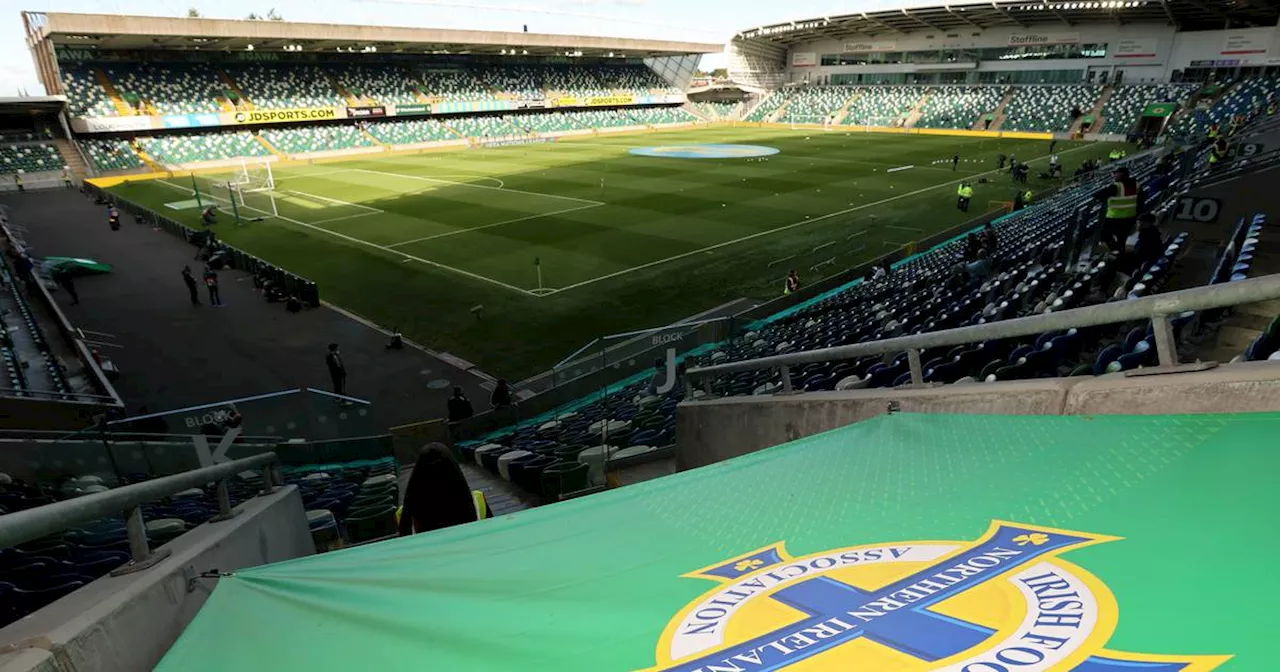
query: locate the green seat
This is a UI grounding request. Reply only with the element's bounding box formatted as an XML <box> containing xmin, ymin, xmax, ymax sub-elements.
<box><xmin>345</xmin><ymin>505</ymin><xmax>398</xmax><ymax>543</ymax></box>
<box><xmin>540</xmin><ymin>462</ymin><xmax>590</xmax><ymax>500</ymax></box>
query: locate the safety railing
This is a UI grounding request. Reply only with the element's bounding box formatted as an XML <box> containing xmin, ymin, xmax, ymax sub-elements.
<box><xmin>686</xmin><ymin>274</ymin><xmax>1280</xmax><ymax>394</ymax></box>
<box><xmin>0</xmin><ymin>453</ymin><xmax>282</xmax><ymax>574</ymax></box>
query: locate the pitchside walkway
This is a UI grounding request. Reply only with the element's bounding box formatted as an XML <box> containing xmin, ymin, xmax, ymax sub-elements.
<box><xmin>0</xmin><ymin>189</ymin><xmax>491</xmax><ymax>432</ymax></box>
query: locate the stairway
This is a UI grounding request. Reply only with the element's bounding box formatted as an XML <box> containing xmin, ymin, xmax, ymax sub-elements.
<box><xmin>359</xmin><ymin>127</ymin><xmax>389</xmax><ymax>148</ymax></box>
<box><xmin>215</xmin><ymin>67</ymin><xmax>254</xmax><ymax>110</ymax></box>
<box><xmin>903</xmin><ymin>91</ymin><xmax>931</xmax><ymax>129</ymax></box>
<box><xmin>54</xmin><ymin>138</ymin><xmax>90</xmax><ymax>179</ymax></box>
<box><xmin>130</xmin><ymin>141</ymin><xmax>163</xmax><ymax>172</ymax></box>
<box><xmin>439</xmin><ymin>121</ymin><xmax>468</xmax><ymax>140</ymax></box>
<box><xmin>94</xmin><ymin>67</ymin><xmax>135</xmax><ymax>116</ymax></box>
<box><xmin>253</xmin><ymin>134</ymin><xmax>285</xmax><ymax>157</ymax></box>
<box><xmin>831</xmin><ymin>90</ymin><xmax>864</xmax><ymax>125</ymax></box>
<box><xmin>323</xmin><ymin>71</ymin><xmax>360</xmax><ymax>106</ymax></box>
<box><xmin>987</xmin><ymin>87</ymin><xmax>1018</xmax><ymax>132</ymax></box>
<box><xmin>766</xmin><ymin>99</ymin><xmax>792</xmax><ymax>123</ymax></box>
<box><xmin>1071</xmin><ymin>84</ymin><xmax>1114</xmax><ymax>135</ymax></box>
<box><xmin>1192</xmin><ymin>248</ymin><xmax>1280</xmax><ymax>363</ymax></box>
<box><xmin>683</xmin><ymin>102</ymin><xmax>711</xmax><ymax>122</ymax></box>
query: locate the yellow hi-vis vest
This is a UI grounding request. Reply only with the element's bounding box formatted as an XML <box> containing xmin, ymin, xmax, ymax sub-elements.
<box><xmin>957</xmin><ymin>184</ymin><xmax>965</xmax><ymax>196</ymax></box>
<box><xmin>1023</xmin><ymin>190</ymin><xmax>1033</xmax><ymax>203</ymax></box>
<box><xmin>960</xmin><ymin>186</ymin><xmax>973</xmax><ymax>198</ymax></box>
<box><xmin>1106</xmin><ymin>182</ymin><xmax>1138</xmax><ymax>219</ymax></box>
<box><xmin>1208</xmin><ymin>126</ymin><xmax>1220</xmax><ymax>138</ymax></box>
<box><xmin>395</xmin><ymin>489</ymin><xmax>490</xmax><ymax>528</ymax></box>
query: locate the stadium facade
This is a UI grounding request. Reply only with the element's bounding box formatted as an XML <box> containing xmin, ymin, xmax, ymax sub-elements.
<box><xmin>729</xmin><ymin>0</ymin><xmax>1280</xmax><ymax>89</ymax></box>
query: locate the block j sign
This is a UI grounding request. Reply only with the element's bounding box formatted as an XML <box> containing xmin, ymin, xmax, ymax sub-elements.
<box><xmin>1142</xmin><ymin>102</ymin><xmax>1177</xmax><ymax>118</ymax></box>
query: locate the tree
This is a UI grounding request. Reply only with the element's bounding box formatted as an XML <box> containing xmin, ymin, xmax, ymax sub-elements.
<box><xmin>187</xmin><ymin>7</ymin><xmax>201</xmax><ymax>17</ymax></box>
<box><xmin>267</xmin><ymin>8</ymin><xmax>283</xmax><ymax>20</ymax></box>
<box><xmin>245</xmin><ymin>12</ymin><xmax>260</xmax><ymax>19</ymax></box>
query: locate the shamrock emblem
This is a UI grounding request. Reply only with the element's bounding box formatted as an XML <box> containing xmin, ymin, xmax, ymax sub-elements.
<box><xmin>734</xmin><ymin>559</ymin><xmax>764</xmax><ymax>572</ymax></box>
<box><xmin>1013</xmin><ymin>533</ymin><xmax>1050</xmax><ymax>547</ymax></box>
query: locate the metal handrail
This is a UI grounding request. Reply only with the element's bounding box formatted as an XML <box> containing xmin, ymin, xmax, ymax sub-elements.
<box><xmin>686</xmin><ymin>274</ymin><xmax>1280</xmax><ymax>391</ymax></box>
<box><xmin>0</xmin><ymin>453</ymin><xmax>283</xmax><ymax>572</ymax></box>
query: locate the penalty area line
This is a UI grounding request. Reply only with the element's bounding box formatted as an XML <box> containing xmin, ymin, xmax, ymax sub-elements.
<box><xmin>154</xmin><ymin>178</ymin><xmax>537</xmax><ymax>297</ymax></box>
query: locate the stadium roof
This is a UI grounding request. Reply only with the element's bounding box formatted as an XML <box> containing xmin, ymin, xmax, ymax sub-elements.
<box><xmin>24</xmin><ymin>12</ymin><xmax>720</xmax><ymax>58</ymax></box>
<box><xmin>735</xmin><ymin>0</ymin><xmax>1280</xmax><ymax>46</ymax></box>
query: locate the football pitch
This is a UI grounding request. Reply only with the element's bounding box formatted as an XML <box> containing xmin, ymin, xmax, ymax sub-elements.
<box><xmin>108</xmin><ymin>126</ymin><xmax>1123</xmax><ymax>378</ymax></box>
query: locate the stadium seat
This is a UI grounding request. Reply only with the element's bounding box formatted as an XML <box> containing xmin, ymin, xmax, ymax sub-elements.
<box><xmin>540</xmin><ymin>462</ymin><xmax>589</xmax><ymax>500</ymax></box>
<box><xmin>345</xmin><ymin>505</ymin><xmax>398</xmax><ymax>544</ymax></box>
<box><xmin>1002</xmin><ymin>85</ymin><xmax>1103</xmax><ymax>133</ymax></box>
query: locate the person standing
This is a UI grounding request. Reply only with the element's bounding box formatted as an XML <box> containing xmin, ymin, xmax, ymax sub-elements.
<box><xmin>447</xmin><ymin>387</ymin><xmax>474</xmax><ymax>422</ymax></box>
<box><xmin>490</xmin><ymin>379</ymin><xmax>513</xmax><ymax>409</ymax></box>
<box><xmin>997</xmin><ymin>153</ymin><xmax>1006</xmax><ymax>170</ymax></box>
<box><xmin>397</xmin><ymin>443</ymin><xmax>478</xmax><ymax>537</ymax></box>
<box><xmin>182</xmin><ymin>266</ymin><xmax>200</xmax><ymax>305</ymax></box>
<box><xmin>952</xmin><ymin>153</ymin><xmax>960</xmax><ymax>171</ymax></box>
<box><xmin>13</xmin><ymin>173</ymin><xmax>23</xmax><ymax>193</ymax></box>
<box><xmin>1049</xmin><ymin>138</ymin><xmax>1057</xmax><ymax>154</ymax></box>
<box><xmin>956</xmin><ymin>182</ymin><xmax>972</xmax><ymax>213</ymax></box>
<box><xmin>1013</xmin><ymin>189</ymin><xmax>1026</xmax><ymax>211</ymax></box>
<box><xmin>62</xmin><ymin>166</ymin><xmax>73</xmax><ymax>189</ymax></box>
<box><xmin>203</xmin><ymin>265</ymin><xmax>222</xmax><ymax>306</ymax></box>
<box><xmin>325</xmin><ymin>343</ymin><xmax>347</xmax><ymax>397</ymax></box>
<box><xmin>53</xmin><ymin>268</ymin><xmax>79</xmax><ymax>305</ymax></box>
<box><xmin>784</xmin><ymin>270</ymin><xmax>800</xmax><ymax>295</ymax></box>
<box><xmin>1095</xmin><ymin>165</ymin><xmax>1141</xmax><ymax>252</ymax></box>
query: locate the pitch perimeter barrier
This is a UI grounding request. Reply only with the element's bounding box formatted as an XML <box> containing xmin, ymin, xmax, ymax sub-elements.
<box><xmin>82</xmin><ymin>182</ymin><xmax>320</xmax><ymax>307</ymax></box>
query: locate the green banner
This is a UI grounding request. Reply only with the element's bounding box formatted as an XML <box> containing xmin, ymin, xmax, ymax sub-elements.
<box><xmin>1142</xmin><ymin>102</ymin><xmax>1177</xmax><ymax>118</ymax></box>
<box><xmin>161</xmin><ymin>412</ymin><xmax>1276</xmax><ymax>670</ymax></box>
<box><xmin>395</xmin><ymin>103</ymin><xmax>433</xmax><ymax>116</ymax></box>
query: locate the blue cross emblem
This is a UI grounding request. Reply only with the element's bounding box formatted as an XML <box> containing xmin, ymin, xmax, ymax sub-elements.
<box><xmin>657</xmin><ymin>522</ymin><xmax>1205</xmax><ymax>672</ymax></box>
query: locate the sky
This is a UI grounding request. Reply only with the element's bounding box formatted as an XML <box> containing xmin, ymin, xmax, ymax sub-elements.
<box><xmin>1</xmin><ymin>0</ymin><xmax>903</xmax><ymax>96</ymax></box>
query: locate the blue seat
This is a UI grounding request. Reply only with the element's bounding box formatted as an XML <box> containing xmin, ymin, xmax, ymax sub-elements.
<box><xmin>1093</xmin><ymin>344</ymin><xmax>1124</xmax><ymax>376</ymax></box>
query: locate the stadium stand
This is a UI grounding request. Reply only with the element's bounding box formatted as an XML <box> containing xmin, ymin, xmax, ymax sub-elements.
<box><xmin>365</xmin><ymin>118</ymin><xmax>458</xmax><ymax>144</ymax></box>
<box><xmin>1174</xmin><ymin>76</ymin><xmax>1280</xmax><ymax>138</ymax></box>
<box><xmin>1099</xmin><ymin>84</ymin><xmax>1197</xmax><ymax>135</ymax></box>
<box><xmin>220</xmin><ymin>63</ymin><xmax>344</xmax><ymax>110</ymax></box>
<box><xmin>843</xmin><ymin>86</ymin><xmax>926</xmax><ymax>126</ymax></box>
<box><xmin>624</xmin><ymin>106</ymin><xmax>697</xmax><ymax>125</ymax></box>
<box><xmin>0</xmin><ymin>143</ymin><xmax>66</xmax><ymax>175</ymax></box>
<box><xmin>0</xmin><ymin>455</ymin><xmax>401</xmax><ymax>627</ymax></box>
<box><xmin>105</xmin><ymin>63</ymin><xmax>226</xmax><ymax>115</ymax></box>
<box><xmin>80</xmin><ymin>138</ymin><xmax>145</xmax><ymax>171</ymax></box>
<box><xmin>1002</xmin><ymin>84</ymin><xmax>1103</xmax><ymax>133</ymax></box>
<box><xmin>778</xmin><ymin>86</ymin><xmax>851</xmax><ymax>124</ymax></box>
<box><xmin>331</xmin><ymin>64</ymin><xmax>419</xmax><ymax>106</ymax></box>
<box><xmin>693</xmin><ymin>101</ymin><xmax>740</xmax><ymax>120</ymax></box>
<box><xmin>917</xmin><ymin>85</ymin><xmax>1007</xmax><ymax>130</ymax></box>
<box><xmin>448</xmin><ymin>115</ymin><xmax>522</xmax><ymax>138</ymax></box>
<box><xmin>260</xmin><ymin>125</ymin><xmax>376</xmax><ymax>154</ymax></box>
<box><xmin>414</xmin><ymin>67</ymin><xmax>492</xmax><ymax>102</ymax></box>
<box><xmin>743</xmin><ymin>91</ymin><xmax>784</xmax><ymax>122</ymax></box>
<box><xmin>59</xmin><ymin>66</ymin><xmax>117</xmax><ymax>118</ymax></box>
<box><xmin>139</xmin><ymin>130</ymin><xmax>270</xmax><ymax>165</ymax></box>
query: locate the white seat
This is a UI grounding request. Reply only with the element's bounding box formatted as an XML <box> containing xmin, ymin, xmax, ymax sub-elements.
<box><xmin>0</xmin><ymin>472</ymin><xmax>11</xmax><ymax>485</ymax></box>
<box><xmin>472</xmin><ymin>443</ymin><xmax>506</xmax><ymax>466</ymax></box>
<box><xmin>173</xmin><ymin>487</ymin><xmax>205</xmax><ymax>498</ymax></box>
<box><xmin>301</xmin><ymin>472</ymin><xmax>330</xmax><ymax>482</ymax></box>
<box><xmin>146</xmin><ymin>518</ymin><xmax>186</xmax><ymax>536</ymax></box>
<box><xmin>362</xmin><ymin>473</ymin><xmax>397</xmax><ymax>488</ymax></box>
<box><xmin>498</xmin><ymin>450</ymin><xmax>533</xmax><ymax>481</ymax></box>
<box><xmin>577</xmin><ymin>445</ymin><xmax>618</xmax><ymax>486</ymax></box>
<box><xmin>613</xmin><ymin>445</ymin><xmax>658</xmax><ymax>461</ymax></box>
<box><xmin>306</xmin><ymin>509</ymin><xmax>335</xmax><ymax>526</ymax></box>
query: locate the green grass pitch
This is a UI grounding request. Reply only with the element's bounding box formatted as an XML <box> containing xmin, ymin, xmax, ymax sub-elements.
<box><xmin>108</xmin><ymin>126</ymin><xmax>1123</xmax><ymax>379</ymax></box>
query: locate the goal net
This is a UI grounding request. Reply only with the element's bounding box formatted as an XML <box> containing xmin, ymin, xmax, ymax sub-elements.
<box><xmin>227</xmin><ymin>158</ymin><xmax>279</xmax><ymax>219</ymax></box>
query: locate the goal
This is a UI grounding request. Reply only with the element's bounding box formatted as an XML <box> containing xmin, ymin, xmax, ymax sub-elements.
<box><xmin>227</xmin><ymin>158</ymin><xmax>279</xmax><ymax>219</ymax></box>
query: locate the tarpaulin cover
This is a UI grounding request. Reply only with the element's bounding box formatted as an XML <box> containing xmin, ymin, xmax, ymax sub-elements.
<box><xmin>160</xmin><ymin>412</ymin><xmax>1279</xmax><ymax>671</ymax></box>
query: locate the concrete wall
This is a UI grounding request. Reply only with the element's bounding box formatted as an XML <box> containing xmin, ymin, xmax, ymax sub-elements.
<box><xmin>0</xmin><ymin>486</ymin><xmax>313</xmax><ymax>672</ymax></box>
<box><xmin>676</xmin><ymin>362</ymin><xmax>1280</xmax><ymax>470</ymax></box>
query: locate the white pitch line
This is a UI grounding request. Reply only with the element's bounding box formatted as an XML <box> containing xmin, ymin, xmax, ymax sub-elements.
<box><xmin>349</xmin><ymin>168</ymin><xmax>604</xmax><ymax>206</ymax></box>
<box><xmin>286</xmin><ymin>190</ymin><xmax>385</xmax><ymax>214</ymax></box>
<box><xmin>310</xmin><ymin>211</ymin><xmax>383</xmax><ymax>225</ymax></box>
<box><xmin>386</xmin><ymin>202</ymin><xmax>602</xmax><ymax>248</ymax></box>
<box><xmin>155</xmin><ymin>178</ymin><xmax>535</xmax><ymax>296</ymax></box>
<box><xmin>545</xmin><ymin>143</ymin><xmax>1095</xmax><ymax>295</ymax></box>
<box><xmin>272</xmin><ymin>170</ymin><xmax>353</xmax><ymax>182</ymax></box>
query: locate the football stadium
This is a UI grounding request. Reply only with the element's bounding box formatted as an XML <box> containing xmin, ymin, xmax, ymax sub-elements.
<box><xmin>2</xmin><ymin>0</ymin><xmax>1280</xmax><ymax>669</ymax></box>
